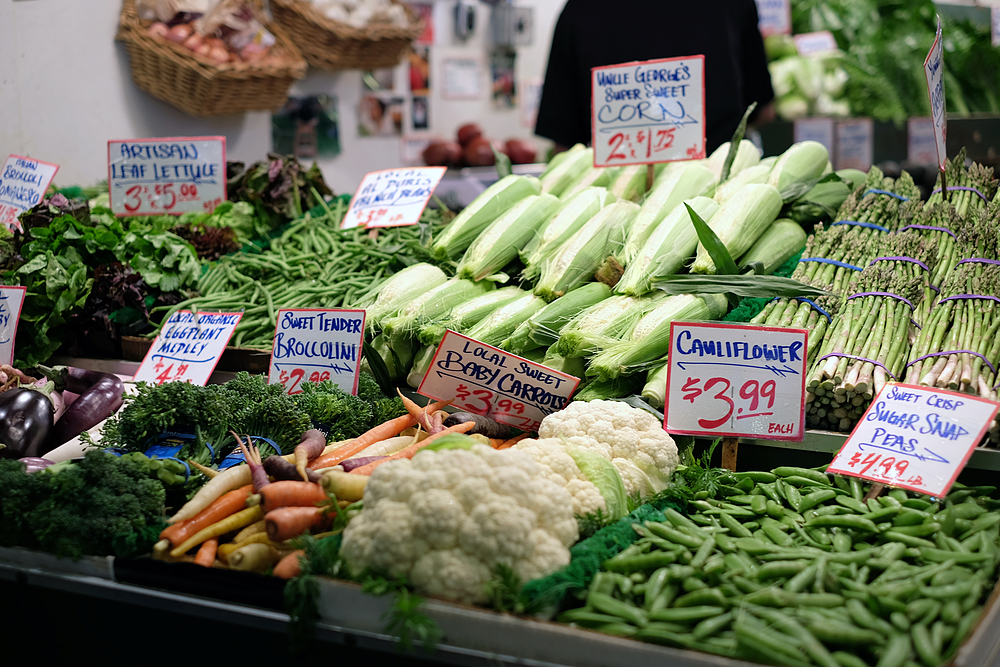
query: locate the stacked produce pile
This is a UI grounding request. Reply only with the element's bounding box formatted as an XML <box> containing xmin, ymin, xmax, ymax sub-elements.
<box><xmin>563</xmin><ymin>465</ymin><xmax>1000</xmax><ymax>667</ymax></box>
<box><xmin>766</xmin><ymin>35</ymin><xmax>850</xmax><ymax>120</ymax></box>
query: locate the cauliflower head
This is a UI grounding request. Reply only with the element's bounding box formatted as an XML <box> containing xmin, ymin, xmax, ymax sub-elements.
<box><xmin>513</xmin><ymin>438</ymin><xmax>607</xmax><ymax>517</ymax></box>
<box><xmin>538</xmin><ymin>399</ymin><xmax>679</xmax><ymax>497</ymax></box>
<box><xmin>340</xmin><ymin>444</ymin><xmax>577</xmax><ymax>605</ymax></box>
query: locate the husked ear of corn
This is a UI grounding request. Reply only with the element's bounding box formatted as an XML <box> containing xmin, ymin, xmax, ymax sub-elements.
<box><xmin>766</xmin><ymin>141</ymin><xmax>830</xmax><ymax>196</ymax></box>
<box><xmin>587</xmin><ymin>293</ymin><xmax>729</xmax><ymax>380</ymax></box>
<box><xmin>555</xmin><ymin>293</ymin><xmax>661</xmax><ymax>358</ymax></box>
<box><xmin>561</xmin><ymin>165</ymin><xmax>620</xmax><ymax>200</ymax></box>
<box><xmin>430</xmin><ymin>175</ymin><xmax>541</xmax><ymax>260</ymax></box>
<box><xmin>464</xmin><ymin>292</ymin><xmax>547</xmax><ymax>347</ymax></box>
<box><xmin>713</xmin><ymin>162</ymin><xmax>773</xmax><ymax>206</ymax></box>
<box><xmin>457</xmin><ymin>194</ymin><xmax>559</xmax><ymax>281</ymax></box>
<box><xmin>416</xmin><ymin>286</ymin><xmax>527</xmax><ymax>347</ymax></box>
<box><xmin>608</xmin><ymin>165</ymin><xmax>648</xmax><ymax>202</ymax></box>
<box><xmin>541</xmin><ymin>145</ymin><xmax>592</xmax><ymax>196</ymax></box>
<box><xmin>356</xmin><ymin>262</ymin><xmax>448</xmax><ymax>329</ymax></box>
<box><xmin>617</xmin><ymin>196</ymin><xmax>720</xmax><ymax>296</ymax></box>
<box><xmin>641</xmin><ymin>361</ymin><xmax>669</xmax><ymax>409</ymax></box>
<box><xmin>522</xmin><ymin>187</ymin><xmax>614</xmax><ymax>280</ymax></box>
<box><xmin>737</xmin><ymin>218</ymin><xmax>808</xmax><ymax>274</ymax></box>
<box><xmin>503</xmin><ymin>282</ymin><xmax>612</xmax><ymax>354</ymax></box>
<box><xmin>535</xmin><ymin>200</ymin><xmax>640</xmax><ymax>301</ymax></box>
<box><xmin>691</xmin><ymin>183</ymin><xmax>783</xmax><ymax>274</ymax></box>
<box><xmin>623</xmin><ymin>163</ymin><xmax>717</xmax><ymax>264</ymax></box>
<box><xmin>381</xmin><ymin>278</ymin><xmax>494</xmax><ymax>336</ymax></box>
<box><xmin>705</xmin><ymin>140</ymin><xmax>761</xmax><ymax>180</ymax></box>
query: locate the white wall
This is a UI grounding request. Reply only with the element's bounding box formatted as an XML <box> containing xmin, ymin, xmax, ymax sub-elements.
<box><xmin>0</xmin><ymin>0</ymin><xmax>564</xmax><ymax>194</ymax></box>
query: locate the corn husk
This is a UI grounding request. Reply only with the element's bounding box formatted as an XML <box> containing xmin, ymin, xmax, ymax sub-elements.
<box><xmin>713</xmin><ymin>162</ymin><xmax>773</xmax><ymax>206</ymax></box>
<box><xmin>642</xmin><ymin>362</ymin><xmax>669</xmax><ymax>409</ymax></box>
<box><xmin>691</xmin><ymin>184</ymin><xmax>783</xmax><ymax>274</ymax></box>
<box><xmin>503</xmin><ymin>282</ymin><xmax>612</xmax><ymax>354</ymax></box>
<box><xmin>535</xmin><ymin>201</ymin><xmax>640</xmax><ymax>301</ymax></box>
<box><xmin>540</xmin><ymin>349</ymin><xmax>586</xmax><ymax>379</ymax></box>
<box><xmin>522</xmin><ymin>187</ymin><xmax>614</xmax><ymax>280</ymax></box>
<box><xmin>381</xmin><ymin>278</ymin><xmax>494</xmax><ymax>336</ymax></box>
<box><xmin>541</xmin><ymin>145</ymin><xmax>592</xmax><ymax>196</ymax></box>
<box><xmin>737</xmin><ymin>218</ymin><xmax>808</xmax><ymax>275</ymax></box>
<box><xmin>766</xmin><ymin>141</ymin><xmax>830</xmax><ymax>198</ymax></box>
<box><xmin>464</xmin><ymin>292</ymin><xmax>547</xmax><ymax>348</ymax></box>
<box><xmin>588</xmin><ymin>293</ymin><xmax>729</xmax><ymax>380</ymax></box>
<box><xmin>554</xmin><ymin>293</ymin><xmax>662</xmax><ymax>358</ymax></box>
<box><xmin>416</xmin><ymin>286</ymin><xmax>527</xmax><ymax>347</ymax></box>
<box><xmin>356</xmin><ymin>263</ymin><xmax>448</xmax><ymax>330</ymax></box>
<box><xmin>623</xmin><ymin>163</ymin><xmax>717</xmax><ymax>264</ymax></box>
<box><xmin>617</xmin><ymin>196</ymin><xmax>720</xmax><ymax>296</ymax></box>
<box><xmin>705</xmin><ymin>140</ymin><xmax>761</xmax><ymax>180</ymax></box>
<box><xmin>561</xmin><ymin>165</ymin><xmax>620</xmax><ymax>200</ymax></box>
<box><xmin>457</xmin><ymin>194</ymin><xmax>560</xmax><ymax>281</ymax></box>
<box><xmin>430</xmin><ymin>175</ymin><xmax>541</xmax><ymax>260</ymax></box>
<box><xmin>608</xmin><ymin>165</ymin><xmax>648</xmax><ymax>202</ymax></box>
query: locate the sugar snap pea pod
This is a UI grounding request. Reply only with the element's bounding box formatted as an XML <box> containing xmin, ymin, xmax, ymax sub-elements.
<box><xmin>762</xmin><ymin>523</ymin><xmax>795</xmax><ymax>547</ymax></box>
<box><xmin>837</xmin><ymin>495</ymin><xmax>870</xmax><ymax>514</ymax></box>
<box><xmin>832</xmin><ymin>532</ymin><xmax>853</xmax><ymax>553</ymax></box>
<box><xmin>682</xmin><ymin>577</ymin><xmax>708</xmax><ymax>592</ymax></box>
<box><xmin>846</xmin><ymin>598</ymin><xmax>895</xmax><ymax>635</ymax></box>
<box><xmin>786</xmin><ymin>485</ymin><xmax>804</xmax><ymax>511</ymax></box>
<box><xmin>758</xmin><ymin>483</ymin><xmax>782</xmax><ymax>503</ymax></box>
<box><xmin>718</xmin><ymin>512</ymin><xmax>753</xmax><ymax>538</ymax></box>
<box><xmin>692</xmin><ymin>611</ymin><xmax>733</xmax><ymax>640</ymax></box>
<box><xmin>879</xmin><ymin>497</ymin><xmax>903</xmax><ymax>510</ymax></box>
<box><xmin>714</xmin><ymin>532</ymin><xmax>736</xmax><ymax>553</ymax></box>
<box><xmin>690</xmin><ymin>537</ymin><xmax>716</xmax><ymax>569</ymax></box>
<box><xmin>959</xmin><ymin>512</ymin><xmax>1000</xmax><ymax>540</ymax></box>
<box><xmin>889</xmin><ymin>489</ymin><xmax>908</xmax><ymax>503</ymax></box>
<box><xmin>736</xmin><ymin>471</ymin><xmax>777</xmax><ymax>483</ymax></box>
<box><xmin>674</xmin><ymin>587</ymin><xmax>729</xmax><ymax>608</ymax></box>
<box><xmin>595</xmin><ymin>622</ymin><xmax>639</xmax><ymax>636</ymax></box>
<box><xmin>734</xmin><ymin>615</ymin><xmax>813</xmax><ymax>667</ymax></box>
<box><xmin>850</xmin><ymin>477</ymin><xmax>864</xmax><ymax>502</ymax></box>
<box><xmin>649</xmin><ymin>584</ymin><xmax>679</xmax><ymax>613</ymax></box>
<box><xmin>645</xmin><ymin>522</ymin><xmax>704</xmax><ymax>549</ymax></box>
<box><xmin>882</xmin><ymin>531</ymin><xmax>936</xmax><ymax>549</ymax></box>
<box><xmin>878</xmin><ymin>541</ymin><xmax>908</xmax><ymax>561</ymax></box>
<box><xmin>791</xmin><ymin>524</ymin><xmax>832</xmax><ymax>551</ymax></box>
<box><xmin>650</xmin><ymin>605</ymin><xmax>726</xmax><ymax>623</ymax></box>
<box><xmin>931</xmin><ymin>621</ymin><xmax>949</xmax><ymax>656</ymax></box>
<box><xmin>945</xmin><ymin>607</ymin><xmax>980</xmax><ymax>658</ymax></box>
<box><xmin>750</xmin><ymin>495</ymin><xmax>768</xmax><ymax>515</ymax></box>
<box><xmin>784</xmin><ymin>475</ymin><xmax>830</xmax><ymax>488</ymax></box>
<box><xmin>662</xmin><ymin>508</ymin><xmax>709</xmax><ymax>538</ymax></box>
<box><xmin>919</xmin><ymin>548</ymin><xmax>989</xmax><ymax>565</ymax></box>
<box><xmin>802</xmin><ymin>617</ymin><xmax>885</xmax><ymax>645</ymax></box>
<box><xmin>901</xmin><ymin>498</ymin><xmax>933</xmax><ymax>510</ymax></box>
<box><xmin>752</xmin><ymin>607</ymin><xmax>840</xmax><ymax>667</ymax></box>
<box><xmin>808</xmin><ymin>515</ymin><xmax>880</xmax><ymax>532</ymax></box>
<box><xmin>833</xmin><ymin>475</ymin><xmax>851</xmax><ymax>494</ymax></box>
<box><xmin>875</xmin><ymin>633</ymin><xmax>913</xmax><ymax>667</ymax></box>
<box><xmin>911</xmin><ymin>623</ymin><xmax>939</xmax><ymax>667</ymax></box>
<box><xmin>604</xmin><ymin>550</ymin><xmax>678</xmax><ymax>573</ymax></box>
<box><xmin>734</xmin><ymin>537</ymin><xmax>776</xmax><ymax>555</ymax></box>
<box><xmin>557</xmin><ymin>609</ymin><xmax>628</xmax><ymax>627</ymax></box>
<box><xmin>758</xmin><ymin>560</ymin><xmax>811</xmax><ymax>581</ymax></box>
<box><xmin>773</xmin><ymin>466</ymin><xmax>831</xmax><ymax>485</ymax></box>
<box><xmin>893</xmin><ymin>510</ymin><xmax>930</xmax><ymax>527</ymax></box>
<box><xmin>891</xmin><ymin>611</ymin><xmax>911</xmax><ymax>631</ymax></box>
<box><xmin>766</xmin><ymin>499</ymin><xmax>786</xmax><ymax>519</ymax></box>
<box><xmin>784</xmin><ymin>561</ymin><xmax>820</xmax><ymax>593</ymax></box>
<box><xmin>891</xmin><ymin>523</ymin><xmax>940</xmax><ymax>537</ymax></box>
<box><xmin>643</xmin><ymin>566</ymin><xmax>670</xmax><ymax>609</ymax></box>
<box><xmin>586</xmin><ymin>592</ymin><xmax>648</xmax><ymax>626</ymax></box>
<box><xmin>590</xmin><ymin>571</ymin><xmax>618</xmax><ymax>596</ymax></box>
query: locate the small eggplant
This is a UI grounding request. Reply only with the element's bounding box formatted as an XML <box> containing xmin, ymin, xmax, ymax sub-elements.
<box><xmin>442</xmin><ymin>412</ymin><xmax>512</xmax><ymax>439</ymax></box>
<box><xmin>36</xmin><ymin>365</ymin><xmax>125</xmax><ymax>452</ymax></box>
<box><xmin>0</xmin><ymin>388</ymin><xmax>54</xmax><ymax>459</ymax></box>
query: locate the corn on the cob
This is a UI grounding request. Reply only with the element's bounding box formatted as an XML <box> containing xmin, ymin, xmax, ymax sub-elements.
<box><xmin>713</xmin><ymin>162</ymin><xmax>773</xmax><ymax>206</ymax></box>
<box><xmin>737</xmin><ymin>219</ymin><xmax>808</xmax><ymax>275</ymax></box>
<box><xmin>691</xmin><ymin>183</ymin><xmax>783</xmax><ymax>274</ymax></box>
<box><xmin>587</xmin><ymin>293</ymin><xmax>729</xmax><ymax>380</ymax></box>
<box><xmin>464</xmin><ymin>292</ymin><xmax>548</xmax><ymax>347</ymax></box>
<box><xmin>381</xmin><ymin>278</ymin><xmax>494</xmax><ymax>336</ymax></box>
<box><xmin>766</xmin><ymin>141</ymin><xmax>830</xmax><ymax>196</ymax></box>
<box><xmin>540</xmin><ymin>350</ymin><xmax>585</xmax><ymax>379</ymax></box>
<box><xmin>522</xmin><ymin>187</ymin><xmax>613</xmax><ymax>280</ymax></box>
<box><xmin>608</xmin><ymin>165</ymin><xmax>648</xmax><ymax>202</ymax></box>
<box><xmin>541</xmin><ymin>145</ymin><xmax>592</xmax><ymax>196</ymax></box>
<box><xmin>503</xmin><ymin>282</ymin><xmax>612</xmax><ymax>354</ymax></box>
<box><xmin>555</xmin><ymin>293</ymin><xmax>661</xmax><ymax>358</ymax></box>
<box><xmin>641</xmin><ymin>361</ymin><xmax>669</xmax><ymax>409</ymax></box>
<box><xmin>535</xmin><ymin>200</ymin><xmax>640</xmax><ymax>301</ymax></box>
<box><xmin>623</xmin><ymin>163</ymin><xmax>716</xmax><ymax>264</ymax></box>
<box><xmin>561</xmin><ymin>165</ymin><xmax>620</xmax><ymax>200</ymax></box>
<box><xmin>356</xmin><ymin>262</ymin><xmax>448</xmax><ymax>329</ymax></box>
<box><xmin>430</xmin><ymin>175</ymin><xmax>541</xmax><ymax>260</ymax></box>
<box><xmin>416</xmin><ymin>286</ymin><xmax>527</xmax><ymax>347</ymax></box>
<box><xmin>457</xmin><ymin>194</ymin><xmax>559</xmax><ymax>281</ymax></box>
<box><xmin>705</xmin><ymin>140</ymin><xmax>761</xmax><ymax>180</ymax></box>
<box><xmin>616</xmin><ymin>196</ymin><xmax>720</xmax><ymax>296</ymax></box>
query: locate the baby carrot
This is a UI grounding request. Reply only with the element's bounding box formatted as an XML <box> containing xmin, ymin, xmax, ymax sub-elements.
<box><xmin>250</xmin><ymin>480</ymin><xmax>328</xmax><ymax>514</ymax></box>
<box><xmin>497</xmin><ymin>433</ymin><xmax>529</xmax><ymax>450</ymax></box>
<box><xmin>170</xmin><ymin>505</ymin><xmax>265</xmax><ymax>558</ymax></box>
<box><xmin>273</xmin><ymin>550</ymin><xmax>306</xmax><ymax>579</ymax></box>
<box><xmin>265</xmin><ymin>506</ymin><xmax>328</xmax><ymax>542</ymax></box>
<box><xmin>349</xmin><ymin>421</ymin><xmax>475</xmax><ymax>475</ymax></box>
<box><xmin>193</xmin><ymin>538</ymin><xmax>218</xmax><ymax>567</ymax></box>
<box><xmin>160</xmin><ymin>484</ymin><xmax>254</xmax><ymax>547</ymax></box>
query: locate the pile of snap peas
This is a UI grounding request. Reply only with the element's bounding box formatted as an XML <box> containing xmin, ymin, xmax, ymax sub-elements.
<box><xmin>559</xmin><ymin>466</ymin><xmax>1000</xmax><ymax>667</ymax></box>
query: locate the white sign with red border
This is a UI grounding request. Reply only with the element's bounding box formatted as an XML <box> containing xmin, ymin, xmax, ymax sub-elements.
<box><xmin>794</xmin><ymin>31</ymin><xmax>838</xmax><ymax>57</ymax></box>
<box><xmin>665</xmin><ymin>322</ymin><xmax>808</xmax><ymax>441</ymax></box>
<box><xmin>923</xmin><ymin>17</ymin><xmax>947</xmax><ymax>171</ymax></box>
<box><xmin>0</xmin><ymin>286</ymin><xmax>26</xmax><ymax>366</ymax></box>
<box><xmin>342</xmin><ymin>167</ymin><xmax>446</xmax><ymax>229</ymax></box>
<box><xmin>827</xmin><ymin>384</ymin><xmax>999</xmax><ymax>498</ymax></box>
<box><xmin>268</xmin><ymin>308</ymin><xmax>366</xmax><ymax>396</ymax></box>
<box><xmin>591</xmin><ymin>56</ymin><xmax>706</xmax><ymax>168</ymax></box>
<box><xmin>107</xmin><ymin>136</ymin><xmax>227</xmax><ymax>217</ymax></box>
<box><xmin>133</xmin><ymin>310</ymin><xmax>242</xmax><ymax>386</ymax></box>
<box><xmin>0</xmin><ymin>155</ymin><xmax>59</xmax><ymax>232</ymax></box>
<box><xmin>755</xmin><ymin>0</ymin><xmax>791</xmax><ymax>36</ymax></box>
<box><xmin>418</xmin><ymin>330</ymin><xmax>581</xmax><ymax>432</ymax></box>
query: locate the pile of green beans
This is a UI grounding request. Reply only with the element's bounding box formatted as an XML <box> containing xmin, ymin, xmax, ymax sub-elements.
<box><xmin>560</xmin><ymin>466</ymin><xmax>1000</xmax><ymax>667</ymax></box>
<box><xmin>151</xmin><ymin>202</ymin><xmax>449</xmax><ymax>350</ymax></box>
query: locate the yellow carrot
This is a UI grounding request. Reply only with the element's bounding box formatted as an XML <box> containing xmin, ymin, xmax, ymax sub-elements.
<box><xmin>232</xmin><ymin>519</ymin><xmax>267</xmax><ymax>544</ymax></box>
<box><xmin>218</xmin><ymin>533</ymin><xmax>287</xmax><ymax>560</ymax></box>
<box><xmin>229</xmin><ymin>543</ymin><xmax>279</xmax><ymax>572</ymax></box>
<box><xmin>170</xmin><ymin>505</ymin><xmax>264</xmax><ymax>558</ymax></box>
<box><xmin>349</xmin><ymin>422</ymin><xmax>475</xmax><ymax>475</ymax></box>
<box><xmin>168</xmin><ymin>465</ymin><xmax>252</xmax><ymax>524</ymax></box>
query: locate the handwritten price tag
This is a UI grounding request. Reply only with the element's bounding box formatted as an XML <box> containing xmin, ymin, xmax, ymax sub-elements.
<box><xmin>107</xmin><ymin>137</ymin><xmax>227</xmax><ymax>217</ymax></box>
<box><xmin>923</xmin><ymin>16</ymin><xmax>947</xmax><ymax>171</ymax></box>
<box><xmin>793</xmin><ymin>31</ymin><xmax>838</xmax><ymax>57</ymax></box>
<box><xmin>268</xmin><ymin>308</ymin><xmax>366</xmax><ymax>396</ymax></box>
<box><xmin>591</xmin><ymin>56</ymin><xmax>706</xmax><ymax>168</ymax></box>
<box><xmin>0</xmin><ymin>155</ymin><xmax>59</xmax><ymax>232</ymax></box>
<box><xmin>417</xmin><ymin>331</ymin><xmax>581</xmax><ymax>432</ymax></box>
<box><xmin>836</xmin><ymin>118</ymin><xmax>874</xmax><ymax>171</ymax></box>
<box><xmin>0</xmin><ymin>286</ymin><xmax>26</xmax><ymax>366</ymax></box>
<box><xmin>755</xmin><ymin>0</ymin><xmax>791</xmax><ymax>36</ymax></box>
<box><xmin>665</xmin><ymin>322</ymin><xmax>808</xmax><ymax>440</ymax></box>
<box><xmin>828</xmin><ymin>384</ymin><xmax>999</xmax><ymax>497</ymax></box>
<box><xmin>342</xmin><ymin>167</ymin><xmax>446</xmax><ymax>229</ymax></box>
<box><xmin>133</xmin><ymin>311</ymin><xmax>242</xmax><ymax>386</ymax></box>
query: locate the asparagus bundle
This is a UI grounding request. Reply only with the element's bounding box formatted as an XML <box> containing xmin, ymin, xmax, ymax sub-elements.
<box><xmin>925</xmin><ymin>148</ymin><xmax>997</xmax><ymax>220</ymax></box>
<box><xmin>805</xmin><ymin>266</ymin><xmax>925</xmax><ymax>431</ymax></box>
<box><xmin>865</xmin><ymin>230</ymin><xmax>940</xmax><ymax>326</ymax></box>
<box><xmin>902</xmin><ymin>203</ymin><xmax>964</xmax><ymax>290</ymax></box>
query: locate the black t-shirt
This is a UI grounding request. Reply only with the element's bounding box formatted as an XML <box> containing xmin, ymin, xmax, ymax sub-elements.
<box><xmin>535</xmin><ymin>0</ymin><xmax>775</xmax><ymax>153</ymax></box>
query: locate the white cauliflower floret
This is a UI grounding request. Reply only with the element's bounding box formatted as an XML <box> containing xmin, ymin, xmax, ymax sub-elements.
<box><xmin>340</xmin><ymin>444</ymin><xmax>577</xmax><ymax>605</ymax></box>
<box><xmin>513</xmin><ymin>438</ymin><xmax>607</xmax><ymax>517</ymax></box>
<box><xmin>539</xmin><ymin>399</ymin><xmax>679</xmax><ymax>498</ymax></box>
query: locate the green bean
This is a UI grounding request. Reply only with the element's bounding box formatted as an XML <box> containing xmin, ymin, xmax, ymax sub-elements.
<box><xmin>587</xmin><ymin>592</ymin><xmax>648</xmax><ymax>626</ymax></box>
<box><xmin>649</xmin><ymin>605</ymin><xmax>725</xmax><ymax>622</ymax></box>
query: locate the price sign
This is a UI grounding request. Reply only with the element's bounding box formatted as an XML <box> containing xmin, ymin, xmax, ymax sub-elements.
<box><xmin>923</xmin><ymin>16</ymin><xmax>947</xmax><ymax>171</ymax></box>
<box><xmin>418</xmin><ymin>330</ymin><xmax>581</xmax><ymax>432</ymax></box>
<box><xmin>827</xmin><ymin>384</ymin><xmax>999</xmax><ymax>498</ymax></box>
<box><xmin>268</xmin><ymin>308</ymin><xmax>366</xmax><ymax>396</ymax></box>
<box><xmin>0</xmin><ymin>286</ymin><xmax>26</xmax><ymax>366</ymax></box>
<box><xmin>754</xmin><ymin>0</ymin><xmax>791</xmax><ymax>36</ymax></box>
<box><xmin>107</xmin><ymin>137</ymin><xmax>227</xmax><ymax>217</ymax></box>
<box><xmin>907</xmin><ymin>118</ymin><xmax>937</xmax><ymax>165</ymax></box>
<box><xmin>793</xmin><ymin>31</ymin><xmax>838</xmax><ymax>57</ymax></box>
<box><xmin>665</xmin><ymin>322</ymin><xmax>808</xmax><ymax>441</ymax></box>
<box><xmin>591</xmin><ymin>56</ymin><xmax>706</xmax><ymax>168</ymax></box>
<box><xmin>993</xmin><ymin>8</ymin><xmax>1000</xmax><ymax>48</ymax></box>
<box><xmin>342</xmin><ymin>167</ymin><xmax>446</xmax><ymax>229</ymax></box>
<box><xmin>133</xmin><ymin>310</ymin><xmax>242</xmax><ymax>386</ymax></box>
<box><xmin>0</xmin><ymin>155</ymin><xmax>59</xmax><ymax>232</ymax></box>
<box><xmin>793</xmin><ymin>118</ymin><xmax>835</xmax><ymax>158</ymax></box>
<box><xmin>836</xmin><ymin>118</ymin><xmax>874</xmax><ymax>171</ymax></box>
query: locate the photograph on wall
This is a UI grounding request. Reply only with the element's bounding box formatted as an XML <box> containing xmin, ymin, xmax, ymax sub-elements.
<box><xmin>272</xmin><ymin>95</ymin><xmax>340</xmax><ymax>158</ymax></box>
<box><xmin>359</xmin><ymin>94</ymin><xmax>404</xmax><ymax>137</ymax></box>
<box><xmin>412</xmin><ymin>95</ymin><xmax>430</xmax><ymax>131</ymax></box>
<box><xmin>491</xmin><ymin>47</ymin><xmax>516</xmax><ymax>109</ymax></box>
<box><xmin>407</xmin><ymin>1</ymin><xmax>434</xmax><ymax>45</ymax></box>
<box><xmin>409</xmin><ymin>45</ymin><xmax>430</xmax><ymax>94</ymax></box>
<box><xmin>442</xmin><ymin>57</ymin><xmax>484</xmax><ymax>99</ymax></box>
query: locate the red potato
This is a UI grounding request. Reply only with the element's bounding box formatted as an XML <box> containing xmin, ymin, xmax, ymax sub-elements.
<box><xmin>457</xmin><ymin>123</ymin><xmax>483</xmax><ymax>147</ymax></box>
<box><xmin>422</xmin><ymin>141</ymin><xmax>463</xmax><ymax>167</ymax></box>
<box><xmin>504</xmin><ymin>138</ymin><xmax>537</xmax><ymax>165</ymax></box>
<box><xmin>464</xmin><ymin>136</ymin><xmax>497</xmax><ymax>167</ymax></box>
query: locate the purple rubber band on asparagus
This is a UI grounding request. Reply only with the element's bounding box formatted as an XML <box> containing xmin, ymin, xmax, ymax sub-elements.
<box><xmin>931</xmin><ymin>186</ymin><xmax>989</xmax><ymax>203</ymax></box>
<box><xmin>846</xmin><ymin>291</ymin><xmax>915</xmax><ymax>310</ymax></box>
<box><xmin>899</xmin><ymin>224</ymin><xmax>957</xmax><ymax>239</ymax></box>
<box><xmin>816</xmin><ymin>353</ymin><xmax>898</xmax><ymax>380</ymax></box>
<box><xmin>799</xmin><ymin>257</ymin><xmax>863</xmax><ymax>271</ymax></box>
<box><xmin>905</xmin><ymin>351</ymin><xmax>997</xmax><ymax>376</ymax></box>
<box><xmin>864</xmin><ymin>189</ymin><xmax>910</xmax><ymax>201</ymax></box>
<box><xmin>937</xmin><ymin>294</ymin><xmax>1000</xmax><ymax>306</ymax></box>
<box><xmin>956</xmin><ymin>258</ymin><xmax>1000</xmax><ymax>268</ymax></box>
<box><xmin>832</xmin><ymin>220</ymin><xmax>891</xmax><ymax>233</ymax></box>
<box><xmin>869</xmin><ymin>256</ymin><xmax>931</xmax><ymax>272</ymax></box>
<box><xmin>766</xmin><ymin>297</ymin><xmax>834</xmax><ymax>324</ymax></box>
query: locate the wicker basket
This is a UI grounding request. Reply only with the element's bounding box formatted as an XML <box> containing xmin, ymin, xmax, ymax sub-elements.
<box><xmin>270</xmin><ymin>0</ymin><xmax>423</xmax><ymax>71</ymax></box>
<box><xmin>116</xmin><ymin>0</ymin><xmax>307</xmax><ymax>117</ymax></box>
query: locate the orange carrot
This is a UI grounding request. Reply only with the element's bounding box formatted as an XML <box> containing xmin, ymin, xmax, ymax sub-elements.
<box><xmin>497</xmin><ymin>433</ymin><xmax>530</xmax><ymax>450</ymax></box>
<box><xmin>265</xmin><ymin>506</ymin><xmax>328</xmax><ymax>542</ymax></box>
<box><xmin>170</xmin><ymin>505</ymin><xmax>265</xmax><ymax>558</ymax></box>
<box><xmin>307</xmin><ymin>397</ymin><xmax>453</xmax><ymax>470</ymax></box>
<box><xmin>273</xmin><ymin>549</ymin><xmax>306</xmax><ymax>579</ymax></box>
<box><xmin>159</xmin><ymin>484</ymin><xmax>254</xmax><ymax>547</ymax></box>
<box><xmin>349</xmin><ymin>421</ymin><xmax>475</xmax><ymax>475</ymax></box>
<box><xmin>252</xmin><ymin>480</ymin><xmax>328</xmax><ymax>514</ymax></box>
<box><xmin>193</xmin><ymin>538</ymin><xmax>218</xmax><ymax>567</ymax></box>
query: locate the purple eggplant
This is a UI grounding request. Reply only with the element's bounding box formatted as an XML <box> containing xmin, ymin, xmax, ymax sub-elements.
<box><xmin>36</xmin><ymin>365</ymin><xmax>125</xmax><ymax>452</ymax></box>
<box><xmin>0</xmin><ymin>388</ymin><xmax>54</xmax><ymax>458</ymax></box>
